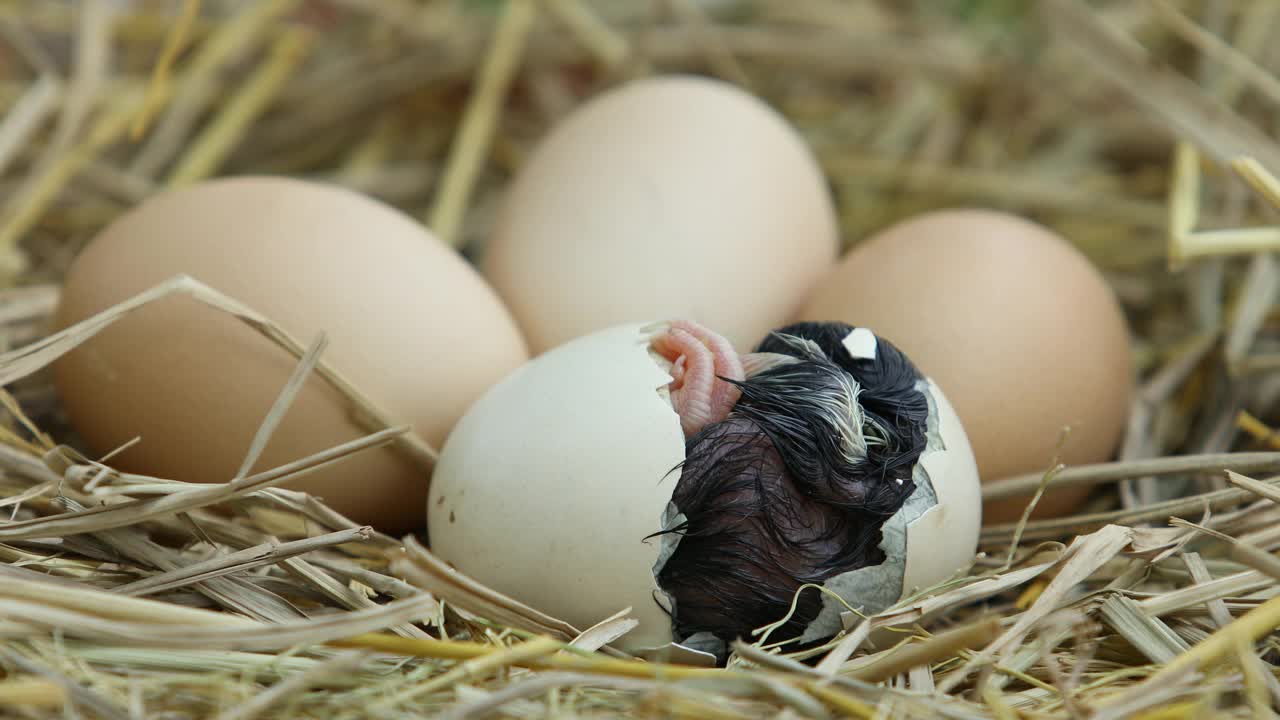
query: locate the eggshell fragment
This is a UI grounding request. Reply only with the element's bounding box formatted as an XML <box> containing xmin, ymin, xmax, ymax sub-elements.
<box><xmin>483</xmin><ymin>74</ymin><xmax>838</xmax><ymax>353</ymax></box>
<box><xmin>798</xmin><ymin>209</ymin><xmax>1134</xmax><ymax>522</ymax></box>
<box><xmin>900</xmin><ymin>380</ymin><xmax>981</xmax><ymax>595</ymax></box>
<box><xmin>53</xmin><ymin>176</ymin><xmax>528</xmax><ymax>533</ymax></box>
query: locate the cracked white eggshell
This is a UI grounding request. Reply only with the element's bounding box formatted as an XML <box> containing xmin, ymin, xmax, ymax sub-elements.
<box><xmin>901</xmin><ymin>379</ymin><xmax>981</xmax><ymax>596</ymax></box>
<box><xmin>427</xmin><ymin>323</ymin><xmax>685</xmax><ymax>651</ymax></box>
<box><xmin>428</xmin><ymin>324</ymin><xmax>982</xmax><ymax>652</ymax></box>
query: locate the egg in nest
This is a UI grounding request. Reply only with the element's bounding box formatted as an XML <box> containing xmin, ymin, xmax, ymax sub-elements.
<box><xmin>428</xmin><ymin>320</ymin><xmax>980</xmax><ymax>657</ymax></box>
<box><xmin>482</xmin><ymin>74</ymin><xmax>838</xmax><ymax>354</ymax></box>
<box><xmin>54</xmin><ymin>176</ymin><xmax>529</xmax><ymax>533</ymax></box>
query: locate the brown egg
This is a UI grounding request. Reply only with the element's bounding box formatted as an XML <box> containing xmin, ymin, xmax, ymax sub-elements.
<box><xmin>53</xmin><ymin>176</ymin><xmax>528</xmax><ymax>533</ymax></box>
<box><xmin>483</xmin><ymin>74</ymin><xmax>837</xmax><ymax>354</ymax></box>
<box><xmin>797</xmin><ymin>209</ymin><xmax>1133</xmax><ymax>522</ymax></box>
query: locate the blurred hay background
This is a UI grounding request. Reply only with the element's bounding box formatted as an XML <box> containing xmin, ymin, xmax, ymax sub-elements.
<box><xmin>0</xmin><ymin>0</ymin><xmax>1279</xmax><ymax>717</ymax></box>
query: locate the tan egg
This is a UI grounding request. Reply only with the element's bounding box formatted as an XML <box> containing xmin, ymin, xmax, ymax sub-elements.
<box><xmin>797</xmin><ymin>209</ymin><xmax>1134</xmax><ymax>523</ymax></box>
<box><xmin>482</xmin><ymin>74</ymin><xmax>838</xmax><ymax>354</ymax></box>
<box><xmin>53</xmin><ymin>176</ymin><xmax>528</xmax><ymax>533</ymax></box>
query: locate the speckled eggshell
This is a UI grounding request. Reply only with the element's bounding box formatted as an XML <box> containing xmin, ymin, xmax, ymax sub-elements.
<box><xmin>53</xmin><ymin>176</ymin><xmax>529</xmax><ymax>533</ymax></box>
<box><xmin>798</xmin><ymin>209</ymin><xmax>1134</xmax><ymax>523</ymax></box>
<box><xmin>482</xmin><ymin>74</ymin><xmax>838</xmax><ymax>354</ymax></box>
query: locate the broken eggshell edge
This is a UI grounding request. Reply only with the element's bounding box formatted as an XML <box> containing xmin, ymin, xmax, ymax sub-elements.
<box><xmin>427</xmin><ymin>322</ymin><xmax>981</xmax><ymax>655</ymax></box>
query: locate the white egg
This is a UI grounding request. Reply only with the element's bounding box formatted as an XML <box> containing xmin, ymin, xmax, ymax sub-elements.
<box><xmin>427</xmin><ymin>322</ymin><xmax>981</xmax><ymax>655</ymax></box>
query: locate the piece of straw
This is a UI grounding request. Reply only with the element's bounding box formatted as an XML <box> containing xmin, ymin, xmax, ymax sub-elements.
<box><xmin>131</xmin><ymin>0</ymin><xmax>203</xmax><ymax>138</ymax></box>
<box><xmin>167</xmin><ymin>27</ymin><xmax>312</xmax><ymax>185</ymax></box>
<box><xmin>427</xmin><ymin>0</ymin><xmax>536</xmax><ymax>246</ymax></box>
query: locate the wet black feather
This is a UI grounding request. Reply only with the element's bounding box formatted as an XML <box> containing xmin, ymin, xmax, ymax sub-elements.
<box><xmin>655</xmin><ymin>322</ymin><xmax>931</xmax><ymax>651</ymax></box>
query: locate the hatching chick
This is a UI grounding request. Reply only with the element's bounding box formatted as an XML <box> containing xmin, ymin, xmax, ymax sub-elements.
<box><xmin>650</xmin><ymin>321</ymin><xmax>931</xmax><ymax>653</ymax></box>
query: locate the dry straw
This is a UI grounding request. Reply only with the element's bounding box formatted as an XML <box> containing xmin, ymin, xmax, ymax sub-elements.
<box><xmin>0</xmin><ymin>0</ymin><xmax>1279</xmax><ymax>717</ymax></box>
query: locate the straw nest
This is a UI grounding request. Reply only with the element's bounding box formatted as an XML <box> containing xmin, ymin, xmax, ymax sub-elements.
<box><xmin>1</xmin><ymin>0</ymin><xmax>1280</xmax><ymax>717</ymax></box>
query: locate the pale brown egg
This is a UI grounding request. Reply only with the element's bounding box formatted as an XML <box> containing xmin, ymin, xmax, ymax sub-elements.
<box><xmin>797</xmin><ymin>209</ymin><xmax>1134</xmax><ymax>522</ymax></box>
<box><xmin>483</xmin><ymin>74</ymin><xmax>838</xmax><ymax>354</ymax></box>
<box><xmin>53</xmin><ymin>176</ymin><xmax>528</xmax><ymax>533</ymax></box>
